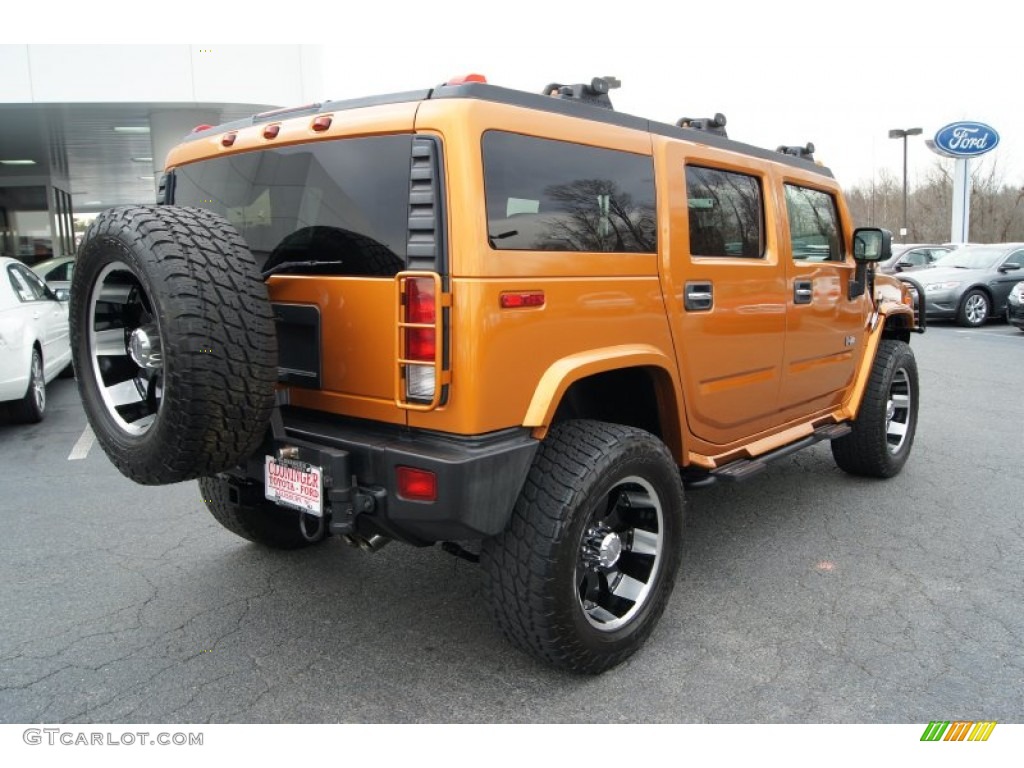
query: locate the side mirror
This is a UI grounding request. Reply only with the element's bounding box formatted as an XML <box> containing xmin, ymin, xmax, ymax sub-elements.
<box><xmin>852</xmin><ymin>228</ymin><xmax>892</xmax><ymax>262</ymax></box>
<box><xmin>998</xmin><ymin>263</ymin><xmax>1021</xmax><ymax>273</ymax></box>
<box><xmin>54</xmin><ymin>288</ymin><xmax>70</xmax><ymax>302</ymax></box>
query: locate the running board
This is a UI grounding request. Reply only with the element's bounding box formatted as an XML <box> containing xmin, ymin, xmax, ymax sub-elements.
<box><xmin>704</xmin><ymin>423</ymin><xmax>852</xmax><ymax>485</ymax></box>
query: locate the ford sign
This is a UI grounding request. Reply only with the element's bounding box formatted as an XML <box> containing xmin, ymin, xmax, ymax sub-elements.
<box><xmin>934</xmin><ymin>121</ymin><xmax>1000</xmax><ymax>157</ymax></box>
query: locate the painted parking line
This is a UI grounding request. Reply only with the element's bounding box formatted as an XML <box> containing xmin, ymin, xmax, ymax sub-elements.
<box><xmin>68</xmin><ymin>425</ymin><xmax>95</xmax><ymax>461</ymax></box>
<box><xmin>953</xmin><ymin>329</ymin><xmax>1023</xmax><ymax>342</ymax></box>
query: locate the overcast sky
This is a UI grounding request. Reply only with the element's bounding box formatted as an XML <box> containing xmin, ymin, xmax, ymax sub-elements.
<box><xmin>13</xmin><ymin>1</ymin><xmax>1021</xmax><ymax>191</ymax></box>
<box><xmin>312</xmin><ymin>1</ymin><xmax>1019</xmax><ymax>191</ymax></box>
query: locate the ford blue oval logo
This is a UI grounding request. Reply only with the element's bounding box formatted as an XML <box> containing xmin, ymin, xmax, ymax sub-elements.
<box><xmin>934</xmin><ymin>121</ymin><xmax>1000</xmax><ymax>157</ymax></box>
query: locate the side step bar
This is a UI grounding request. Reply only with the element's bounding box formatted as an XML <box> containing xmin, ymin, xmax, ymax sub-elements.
<box><xmin>686</xmin><ymin>423</ymin><xmax>852</xmax><ymax>488</ymax></box>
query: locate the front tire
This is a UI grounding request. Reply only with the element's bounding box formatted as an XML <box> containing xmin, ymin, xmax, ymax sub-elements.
<box><xmin>832</xmin><ymin>339</ymin><xmax>919</xmax><ymax>478</ymax></box>
<box><xmin>957</xmin><ymin>289</ymin><xmax>989</xmax><ymax>327</ymax></box>
<box><xmin>480</xmin><ymin>420</ymin><xmax>684</xmax><ymax>674</ymax></box>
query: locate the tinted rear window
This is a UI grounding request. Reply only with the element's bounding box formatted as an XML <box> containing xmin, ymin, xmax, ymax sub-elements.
<box><xmin>171</xmin><ymin>135</ymin><xmax>412</xmax><ymax>276</ymax></box>
<box><xmin>482</xmin><ymin>131</ymin><xmax>656</xmax><ymax>253</ymax></box>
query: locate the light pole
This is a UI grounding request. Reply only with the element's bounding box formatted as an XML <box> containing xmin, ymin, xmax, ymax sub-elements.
<box><xmin>889</xmin><ymin>127</ymin><xmax>922</xmax><ymax>240</ymax></box>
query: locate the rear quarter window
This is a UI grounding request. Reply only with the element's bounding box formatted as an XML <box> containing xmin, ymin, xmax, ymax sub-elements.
<box><xmin>482</xmin><ymin>131</ymin><xmax>657</xmax><ymax>253</ymax></box>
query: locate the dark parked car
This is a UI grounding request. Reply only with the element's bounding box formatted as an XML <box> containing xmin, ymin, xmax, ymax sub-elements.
<box><xmin>878</xmin><ymin>243</ymin><xmax>952</xmax><ymax>275</ymax></box>
<box><xmin>1007</xmin><ymin>281</ymin><xmax>1024</xmax><ymax>331</ymax></box>
<box><xmin>920</xmin><ymin>243</ymin><xmax>1024</xmax><ymax>326</ymax></box>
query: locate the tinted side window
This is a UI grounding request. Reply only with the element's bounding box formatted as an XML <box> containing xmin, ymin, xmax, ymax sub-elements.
<box><xmin>8</xmin><ymin>266</ymin><xmax>36</xmax><ymax>302</ymax></box>
<box><xmin>9</xmin><ymin>264</ymin><xmax>47</xmax><ymax>301</ymax></box>
<box><xmin>685</xmin><ymin>166</ymin><xmax>764</xmax><ymax>257</ymax></box>
<box><xmin>785</xmin><ymin>184</ymin><xmax>843</xmax><ymax>262</ymax></box>
<box><xmin>903</xmin><ymin>249</ymin><xmax>929</xmax><ymax>266</ymax></box>
<box><xmin>482</xmin><ymin>131</ymin><xmax>656</xmax><ymax>253</ymax></box>
<box><xmin>1004</xmin><ymin>250</ymin><xmax>1024</xmax><ymax>268</ymax></box>
<box><xmin>47</xmin><ymin>262</ymin><xmax>73</xmax><ymax>281</ymax></box>
<box><xmin>172</xmin><ymin>135</ymin><xmax>413</xmax><ymax>276</ymax></box>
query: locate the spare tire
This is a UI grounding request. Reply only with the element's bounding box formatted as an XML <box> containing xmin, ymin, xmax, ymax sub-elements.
<box><xmin>70</xmin><ymin>205</ymin><xmax>278</xmax><ymax>485</ymax></box>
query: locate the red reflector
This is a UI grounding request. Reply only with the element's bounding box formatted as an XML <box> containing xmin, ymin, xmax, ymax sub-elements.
<box><xmin>446</xmin><ymin>73</ymin><xmax>487</xmax><ymax>85</ymax></box>
<box><xmin>397</xmin><ymin>466</ymin><xmax>437</xmax><ymax>502</ymax></box>
<box><xmin>191</xmin><ymin>124</ymin><xmax>213</xmax><ymax>133</ymax></box>
<box><xmin>500</xmin><ymin>291</ymin><xmax>545</xmax><ymax>309</ymax></box>
<box><xmin>312</xmin><ymin>115</ymin><xmax>332</xmax><ymax>132</ymax></box>
<box><xmin>263</xmin><ymin>124</ymin><xmax>280</xmax><ymax>139</ymax></box>
<box><xmin>406</xmin><ymin>278</ymin><xmax>436</xmax><ymax>324</ymax></box>
<box><xmin>221</xmin><ymin>132</ymin><xmax>237</xmax><ymax>147</ymax></box>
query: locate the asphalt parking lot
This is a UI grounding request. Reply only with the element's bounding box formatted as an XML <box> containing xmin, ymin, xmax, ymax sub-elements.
<box><xmin>1</xmin><ymin>323</ymin><xmax>1022</xmax><ymax>724</ymax></box>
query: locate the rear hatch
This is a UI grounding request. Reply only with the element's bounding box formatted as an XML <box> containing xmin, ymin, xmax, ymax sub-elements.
<box><xmin>166</xmin><ymin>110</ymin><xmax>443</xmax><ymax>426</ymax></box>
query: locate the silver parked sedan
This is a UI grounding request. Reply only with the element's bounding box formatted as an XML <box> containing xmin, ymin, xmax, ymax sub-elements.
<box><xmin>920</xmin><ymin>244</ymin><xmax>1024</xmax><ymax>327</ymax></box>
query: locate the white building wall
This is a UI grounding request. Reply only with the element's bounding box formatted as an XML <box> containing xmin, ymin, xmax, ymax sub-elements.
<box><xmin>0</xmin><ymin>44</ymin><xmax>323</xmax><ymax>106</ymax></box>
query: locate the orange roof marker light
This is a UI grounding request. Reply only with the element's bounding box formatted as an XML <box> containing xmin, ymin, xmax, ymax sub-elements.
<box><xmin>445</xmin><ymin>73</ymin><xmax>487</xmax><ymax>85</ymax></box>
<box><xmin>263</xmin><ymin>124</ymin><xmax>281</xmax><ymax>139</ymax></box>
<box><xmin>311</xmin><ymin>115</ymin><xmax>333</xmax><ymax>132</ymax></box>
<box><xmin>221</xmin><ymin>132</ymin><xmax>237</xmax><ymax>147</ymax></box>
<box><xmin>191</xmin><ymin>124</ymin><xmax>213</xmax><ymax>134</ymax></box>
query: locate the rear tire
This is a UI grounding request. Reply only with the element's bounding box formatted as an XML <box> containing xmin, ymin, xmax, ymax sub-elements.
<box><xmin>198</xmin><ymin>476</ymin><xmax>327</xmax><ymax>550</ymax></box>
<box><xmin>832</xmin><ymin>339</ymin><xmax>918</xmax><ymax>478</ymax></box>
<box><xmin>70</xmin><ymin>205</ymin><xmax>278</xmax><ymax>485</ymax></box>
<box><xmin>480</xmin><ymin>420</ymin><xmax>684</xmax><ymax>674</ymax></box>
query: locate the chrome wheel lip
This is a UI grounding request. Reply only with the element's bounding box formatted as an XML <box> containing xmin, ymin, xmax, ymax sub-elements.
<box><xmin>87</xmin><ymin>260</ymin><xmax>164</xmax><ymax>437</ymax></box>
<box><xmin>575</xmin><ymin>475</ymin><xmax>664</xmax><ymax>632</ymax></box>
<box><xmin>31</xmin><ymin>352</ymin><xmax>44</xmax><ymax>412</ymax></box>
<box><xmin>885</xmin><ymin>367</ymin><xmax>912</xmax><ymax>454</ymax></box>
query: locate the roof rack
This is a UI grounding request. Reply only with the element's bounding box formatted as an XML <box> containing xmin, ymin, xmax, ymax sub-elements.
<box><xmin>542</xmin><ymin>76</ymin><xmax>621</xmax><ymax>110</ymax></box>
<box><xmin>676</xmin><ymin>113</ymin><xmax>728</xmax><ymax>138</ymax></box>
<box><xmin>777</xmin><ymin>143</ymin><xmax>815</xmax><ymax>160</ymax></box>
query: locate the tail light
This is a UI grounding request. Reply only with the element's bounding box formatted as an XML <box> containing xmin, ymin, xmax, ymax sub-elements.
<box><xmin>396</xmin><ymin>272</ymin><xmax>449</xmax><ymax>409</ymax></box>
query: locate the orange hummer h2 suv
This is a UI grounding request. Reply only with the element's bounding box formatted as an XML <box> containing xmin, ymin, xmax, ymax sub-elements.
<box><xmin>70</xmin><ymin>75</ymin><xmax>921</xmax><ymax>673</ymax></box>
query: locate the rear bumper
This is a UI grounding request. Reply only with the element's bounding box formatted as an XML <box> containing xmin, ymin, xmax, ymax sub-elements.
<box><xmin>220</xmin><ymin>406</ymin><xmax>538</xmax><ymax>544</ymax></box>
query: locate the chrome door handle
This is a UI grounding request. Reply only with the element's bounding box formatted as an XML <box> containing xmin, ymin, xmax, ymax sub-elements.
<box><xmin>684</xmin><ymin>282</ymin><xmax>713</xmax><ymax>311</ymax></box>
<box><xmin>794</xmin><ymin>280</ymin><xmax>813</xmax><ymax>304</ymax></box>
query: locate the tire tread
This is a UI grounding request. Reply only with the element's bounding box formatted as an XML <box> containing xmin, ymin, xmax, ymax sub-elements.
<box><xmin>480</xmin><ymin>420</ymin><xmax>683</xmax><ymax>674</ymax></box>
<box><xmin>70</xmin><ymin>205</ymin><xmax>278</xmax><ymax>484</ymax></box>
<box><xmin>831</xmin><ymin>339</ymin><xmax>918</xmax><ymax>478</ymax></box>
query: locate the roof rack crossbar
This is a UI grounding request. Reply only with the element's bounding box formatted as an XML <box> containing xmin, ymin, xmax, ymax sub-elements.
<box><xmin>676</xmin><ymin>113</ymin><xmax>728</xmax><ymax>138</ymax></box>
<box><xmin>542</xmin><ymin>76</ymin><xmax>621</xmax><ymax>110</ymax></box>
<box><xmin>776</xmin><ymin>142</ymin><xmax>816</xmax><ymax>160</ymax></box>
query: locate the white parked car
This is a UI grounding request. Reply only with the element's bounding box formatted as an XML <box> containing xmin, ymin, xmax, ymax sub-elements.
<box><xmin>0</xmin><ymin>257</ymin><xmax>72</xmax><ymax>422</ymax></box>
<box><xmin>31</xmin><ymin>256</ymin><xmax>76</xmax><ymax>301</ymax></box>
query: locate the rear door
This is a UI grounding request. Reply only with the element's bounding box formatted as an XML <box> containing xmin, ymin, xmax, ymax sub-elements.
<box><xmin>663</xmin><ymin>144</ymin><xmax>788</xmax><ymax>446</ymax></box>
<box><xmin>8</xmin><ymin>263</ymin><xmax>69</xmax><ymax>378</ymax></box>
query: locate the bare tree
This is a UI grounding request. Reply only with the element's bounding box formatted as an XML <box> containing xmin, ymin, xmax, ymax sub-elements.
<box><xmin>846</xmin><ymin>158</ymin><xmax>1024</xmax><ymax>243</ymax></box>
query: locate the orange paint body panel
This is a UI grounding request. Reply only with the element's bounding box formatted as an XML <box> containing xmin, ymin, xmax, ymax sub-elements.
<box><xmin>268</xmin><ymin>275</ymin><xmax>405</xmax><ymax>426</ymax></box>
<box><xmin>161</xmin><ymin>90</ymin><xmax>918</xmax><ymax>470</ymax></box>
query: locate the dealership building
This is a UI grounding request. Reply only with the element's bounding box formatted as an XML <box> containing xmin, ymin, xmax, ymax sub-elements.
<box><xmin>0</xmin><ymin>45</ymin><xmax>323</xmax><ymax>264</ymax></box>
